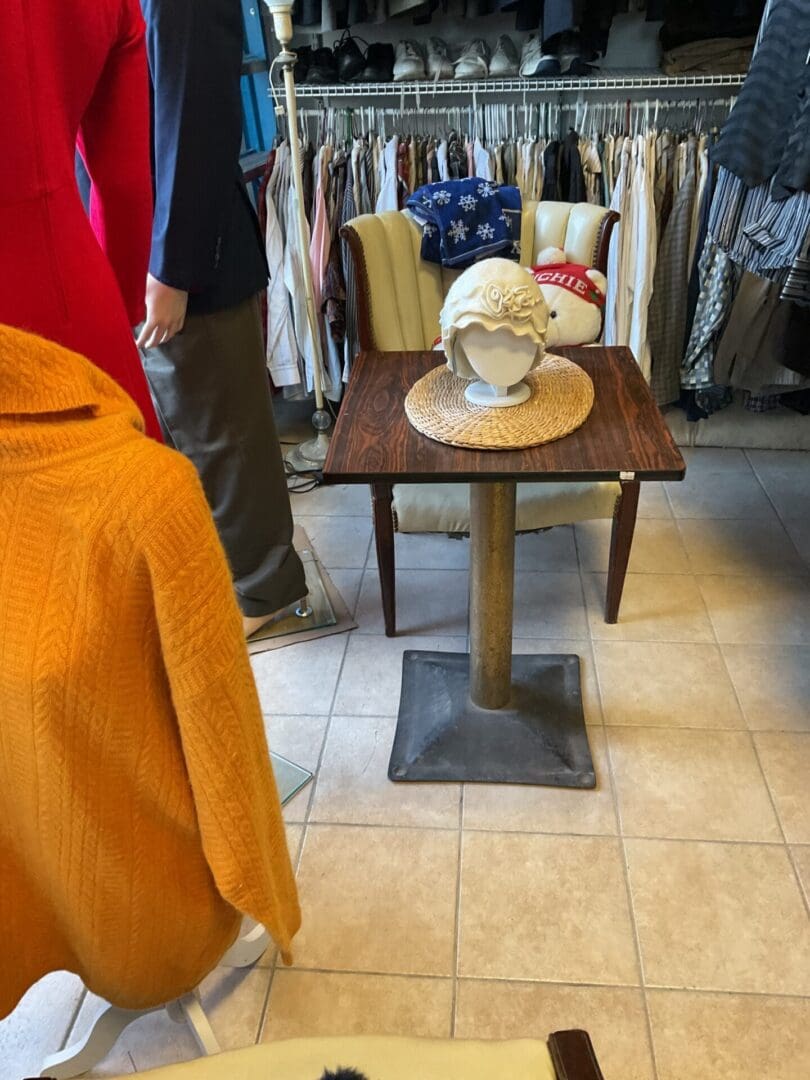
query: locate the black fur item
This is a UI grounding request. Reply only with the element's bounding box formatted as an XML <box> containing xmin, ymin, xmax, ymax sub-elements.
<box><xmin>320</xmin><ymin>1070</ymin><xmax>370</xmax><ymax>1080</ymax></box>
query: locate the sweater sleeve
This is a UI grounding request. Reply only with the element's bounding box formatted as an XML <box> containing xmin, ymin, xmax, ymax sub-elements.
<box><xmin>141</xmin><ymin>0</ymin><xmax>244</xmax><ymax>293</ymax></box>
<box><xmin>143</xmin><ymin>458</ymin><xmax>300</xmax><ymax>962</ymax></box>
<box><xmin>76</xmin><ymin>0</ymin><xmax>153</xmax><ymax>327</ymax></box>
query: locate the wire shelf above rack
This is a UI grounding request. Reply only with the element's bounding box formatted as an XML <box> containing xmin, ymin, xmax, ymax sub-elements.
<box><xmin>292</xmin><ymin>71</ymin><xmax>745</xmax><ymax>98</ymax></box>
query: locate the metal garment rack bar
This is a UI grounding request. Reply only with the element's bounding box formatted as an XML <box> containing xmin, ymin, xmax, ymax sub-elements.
<box><xmin>294</xmin><ymin>71</ymin><xmax>745</xmax><ymax>98</ymax></box>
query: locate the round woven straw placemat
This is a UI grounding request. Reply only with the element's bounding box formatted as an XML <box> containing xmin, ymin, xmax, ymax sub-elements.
<box><xmin>404</xmin><ymin>353</ymin><xmax>594</xmax><ymax>450</ymax></box>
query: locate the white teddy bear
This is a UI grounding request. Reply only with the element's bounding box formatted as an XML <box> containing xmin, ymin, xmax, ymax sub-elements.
<box><xmin>528</xmin><ymin>247</ymin><xmax>607</xmax><ymax>349</ymax></box>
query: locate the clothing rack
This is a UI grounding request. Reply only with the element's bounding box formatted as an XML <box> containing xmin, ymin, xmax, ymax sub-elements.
<box><xmin>296</xmin><ymin>95</ymin><xmax>737</xmax><ymax>145</ymax></box>
<box><xmin>293</xmin><ymin>71</ymin><xmax>746</xmax><ymax>99</ymax></box>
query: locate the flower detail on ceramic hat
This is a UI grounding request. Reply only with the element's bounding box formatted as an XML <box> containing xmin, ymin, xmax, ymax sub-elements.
<box><xmin>482</xmin><ymin>281</ymin><xmax>538</xmax><ymax>320</ymax></box>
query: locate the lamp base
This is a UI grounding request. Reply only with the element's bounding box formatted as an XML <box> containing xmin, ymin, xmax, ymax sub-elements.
<box><xmin>464</xmin><ymin>379</ymin><xmax>531</xmax><ymax>408</ymax></box>
<box><xmin>286</xmin><ymin>431</ymin><xmax>331</xmax><ymax>472</ymax></box>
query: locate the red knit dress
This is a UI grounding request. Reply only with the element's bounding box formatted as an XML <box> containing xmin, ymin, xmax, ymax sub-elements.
<box><xmin>0</xmin><ymin>0</ymin><xmax>161</xmax><ymax>439</ymax></box>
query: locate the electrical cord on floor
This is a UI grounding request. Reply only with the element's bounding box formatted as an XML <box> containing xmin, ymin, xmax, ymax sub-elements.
<box><xmin>280</xmin><ymin>443</ymin><xmax>323</xmax><ymax>494</ymax></box>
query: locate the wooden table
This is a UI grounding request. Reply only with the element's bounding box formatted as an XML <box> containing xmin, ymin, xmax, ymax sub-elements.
<box><xmin>324</xmin><ymin>346</ymin><xmax>685</xmax><ymax>788</ymax></box>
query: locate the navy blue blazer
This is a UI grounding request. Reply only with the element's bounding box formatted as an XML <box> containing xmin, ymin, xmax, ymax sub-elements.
<box><xmin>141</xmin><ymin>0</ymin><xmax>268</xmax><ymax>315</ymax></box>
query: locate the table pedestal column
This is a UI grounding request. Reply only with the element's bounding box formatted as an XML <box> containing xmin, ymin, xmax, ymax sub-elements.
<box><xmin>469</xmin><ymin>481</ymin><xmax>515</xmax><ymax>709</ymax></box>
<box><xmin>388</xmin><ymin>482</ymin><xmax>595</xmax><ymax>789</ymax></box>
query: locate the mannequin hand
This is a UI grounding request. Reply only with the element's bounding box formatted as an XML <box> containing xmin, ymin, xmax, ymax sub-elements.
<box><xmin>137</xmin><ymin>274</ymin><xmax>189</xmax><ymax>350</ymax></box>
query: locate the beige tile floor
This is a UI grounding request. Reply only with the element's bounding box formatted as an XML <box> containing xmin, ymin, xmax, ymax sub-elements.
<box><xmin>2</xmin><ymin>447</ymin><xmax>810</xmax><ymax>1079</ymax></box>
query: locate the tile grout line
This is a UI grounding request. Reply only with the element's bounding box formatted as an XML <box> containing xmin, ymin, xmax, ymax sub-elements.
<box><xmin>297</xmin><ymin>817</ymin><xmax>808</xmax><ymax>847</ymax></box>
<box><xmin>58</xmin><ymin>986</ymin><xmax>89</xmax><ymax>1053</ymax></box>
<box><xmin>270</xmin><ymin>965</ymin><xmax>810</xmax><ymax>1001</ymax></box>
<box><xmin>591</xmin><ymin>644</ymin><xmax>661</xmax><ymax>1080</ymax></box>
<box><xmin>575</xmin><ymin>508</ymin><xmax>660</xmax><ymax>1078</ymax></box>
<box><xmin>743</xmin><ymin>448</ymin><xmax>810</xmax><ymax>572</ymax></box>
<box><xmin>450</xmin><ymin>786</ymin><xmax>465</xmax><ymax>1037</ymax></box>
<box><xmin>260</xmin><ymin>629</ymin><xmax>353</xmax><ymax>1041</ymax></box>
<box><xmin>701</xmin><ymin>560</ymin><xmax>810</xmax><ymax>919</ymax></box>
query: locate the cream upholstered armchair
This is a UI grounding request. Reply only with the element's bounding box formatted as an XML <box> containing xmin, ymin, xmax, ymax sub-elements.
<box><xmin>53</xmin><ymin>1029</ymin><xmax>606</xmax><ymax>1078</ymax></box>
<box><xmin>341</xmin><ymin>201</ymin><xmax>628</xmax><ymax>638</ymax></box>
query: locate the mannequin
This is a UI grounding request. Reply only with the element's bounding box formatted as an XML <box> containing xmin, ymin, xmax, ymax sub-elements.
<box><xmin>138</xmin><ymin>0</ymin><xmax>306</xmax><ymax>636</ymax></box>
<box><xmin>0</xmin><ymin>0</ymin><xmax>161</xmax><ymax>439</ymax></box>
<box><xmin>440</xmin><ymin>258</ymin><xmax>549</xmax><ymax>407</ymax></box>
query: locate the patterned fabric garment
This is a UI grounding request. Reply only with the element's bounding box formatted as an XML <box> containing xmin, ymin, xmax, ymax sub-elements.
<box><xmin>681</xmin><ymin>240</ymin><xmax>738</xmax><ymax>389</ymax></box>
<box><xmin>709</xmin><ymin>168</ymin><xmax>810</xmax><ymax>276</ymax></box>
<box><xmin>649</xmin><ymin>136</ymin><xmax>698</xmax><ymax>405</ymax></box>
<box><xmin>406</xmin><ymin>179</ymin><xmax>522</xmax><ymax>269</ymax></box>
<box><xmin>682</xmin><ymin>164</ymin><xmax>810</xmax><ymax>394</ymax></box>
<box><xmin>712</xmin><ymin>0</ymin><xmax>810</xmax><ymax>198</ymax></box>
<box><xmin>781</xmin><ymin>228</ymin><xmax>810</xmax><ymax>306</ymax></box>
<box><xmin>339</xmin><ymin>154</ymin><xmax>359</xmax><ymax>372</ymax></box>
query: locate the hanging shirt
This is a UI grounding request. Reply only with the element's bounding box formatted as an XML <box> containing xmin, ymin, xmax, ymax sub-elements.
<box><xmin>375</xmin><ymin>136</ymin><xmax>400</xmax><ymax>213</ymax></box>
<box><xmin>264</xmin><ymin>179</ymin><xmax>301</xmax><ymax>388</ymax></box>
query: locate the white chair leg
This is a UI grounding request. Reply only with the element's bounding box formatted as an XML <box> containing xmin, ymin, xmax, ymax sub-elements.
<box><xmin>38</xmin><ymin>923</ymin><xmax>265</xmax><ymax>1076</ymax></box>
<box><xmin>40</xmin><ymin>1002</ymin><xmax>160</xmax><ymax>1079</ymax></box>
<box><xmin>166</xmin><ymin>992</ymin><xmax>221</xmax><ymax>1056</ymax></box>
<box><xmin>219</xmin><ymin>919</ymin><xmax>271</xmax><ymax>968</ymax></box>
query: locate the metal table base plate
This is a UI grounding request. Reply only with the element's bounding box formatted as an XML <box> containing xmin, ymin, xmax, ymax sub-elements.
<box><xmin>389</xmin><ymin>651</ymin><xmax>595</xmax><ymax>788</ymax></box>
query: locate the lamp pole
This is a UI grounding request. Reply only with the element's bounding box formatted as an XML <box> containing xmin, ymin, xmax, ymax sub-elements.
<box><xmin>263</xmin><ymin>2</ymin><xmax>331</xmax><ymax>471</ymax></box>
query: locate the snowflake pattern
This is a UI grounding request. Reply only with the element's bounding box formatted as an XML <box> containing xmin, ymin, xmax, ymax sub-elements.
<box><xmin>511</xmin><ymin>240</ymin><xmax>522</xmax><ymax>255</ymax></box>
<box><xmin>433</xmin><ymin>189</ymin><xmax>452</xmax><ymax>206</ymax></box>
<box><xmin>477</xmin><ymin>182</ymin><xmax>495</xmax><ymax>198</ymax></box>
<box><xmin>497</xmin><ymin>211</ymin><xmax>508</xmax><ymax>223</ymax></box>
<box><xmin>476</xmin><ymin>223</ymin><xmax>495</xmax><ymax>240</ymax></box>
<box><xmin>448</xmin><ymin>219</ymin><xmax>469</xmax><ymax>244</ymax></box>
<box><xmin>458</xmin><ymin>193</ymin><xmax>478</xmax><ymax>212</ymax></box>
<box><xmin>423</xmin><ymin>223</ymin><xmax>436</xmax><ymax>238</ymax></box>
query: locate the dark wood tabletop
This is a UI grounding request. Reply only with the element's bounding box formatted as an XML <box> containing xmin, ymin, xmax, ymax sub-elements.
<box><xmin>323</xmin><ymin>346</ymin><xmax>686</xmax><ymax>484</ymax></box>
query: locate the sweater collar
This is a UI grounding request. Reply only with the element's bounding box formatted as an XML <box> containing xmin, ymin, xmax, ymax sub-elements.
<box><xmin>0</xmin><ymin>325</ymin><xmax>144</xmax><ymax>470</ymax></box>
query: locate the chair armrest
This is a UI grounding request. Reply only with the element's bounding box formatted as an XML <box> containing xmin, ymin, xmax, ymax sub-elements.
<box><xmin>593</xmin><ymin>211</ymin><xmax>620</xmax><ymax>277</ymax></box>
<box><xmin>548</xmin><ymin>1029</ymin><xmax>606</xmax><ymax>1080</ymax></box>
<box><xmin>340</xmin><ymin>223</ymin><xmax>376</xmax><ymax>352</ymax></box>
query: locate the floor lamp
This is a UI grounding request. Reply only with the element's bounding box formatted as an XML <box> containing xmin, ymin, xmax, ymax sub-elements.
<box><xmin>264</xmin><ymin>1</ymin><xmax>331</xmax><ymax>472</ymax></box>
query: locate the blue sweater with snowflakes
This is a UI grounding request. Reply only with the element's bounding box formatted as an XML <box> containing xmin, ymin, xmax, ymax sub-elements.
<box><xmin>406</xmin><ymin>179</ymin><xmax>522</xmax><ymax>269</ymax></box>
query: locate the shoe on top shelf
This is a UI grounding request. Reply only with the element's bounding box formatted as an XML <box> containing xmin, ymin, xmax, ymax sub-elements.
<box><xmin>304</xmin><ymin>47</ymin><xmax>338</xmax><ymax>84</ymax></box>
<box><xmin>293</xmin><ymin>44</ymin><xmax>312</xmax><ymax>83</ymax></box>
<box><xmin>454</xmin><ymin>39</ymin><xmax>490</xmax><ymax>79</ymax></box>
<box><xmin>334</xmin><ymin>31</ymin><xmax>366</xmax><ymax>82</ymax></box>
<box><xmin>519</xmin><ymin>35</ymin><xmax>561</xmax><ymax>77</ymax></box>
<box><xmin>353</xmin><ymin>41</ymin><xmax>395</xmax><ymax>82</ymax></box>
<box><xmin>563</xmin><ymin>55</ymin><xmax>599</xmax><ymax>76</ymax></box>
<box><xmin>426</xmin><ymin>37</ymin><xmax>453</xmax><ymax>80</ymax></box>
<box><xmin>393</xmin><ymin>40</ymin><xmax>426</xmax><ymax>82</ymax></box>
<box><xmin>489</xmin><ymin>35</ymin><xmax>519</xmax><ymax>77</ymax></box>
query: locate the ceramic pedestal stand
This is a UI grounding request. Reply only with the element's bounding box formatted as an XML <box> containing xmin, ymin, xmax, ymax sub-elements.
<box><xmin>39</xmin><ymin>923</ymin><xmax>270</xmax><ymax>1078</ymax></box>
<box><xmin>457</xmin><ymin>325</ymin><xmax>536</xmax><ymax>408</ymax></box>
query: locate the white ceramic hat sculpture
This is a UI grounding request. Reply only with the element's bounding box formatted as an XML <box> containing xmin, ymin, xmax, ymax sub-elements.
<box><xmin>440</xmin><ymin>258</ymin><xmax>549</xmax><ymax>407</ymax></box>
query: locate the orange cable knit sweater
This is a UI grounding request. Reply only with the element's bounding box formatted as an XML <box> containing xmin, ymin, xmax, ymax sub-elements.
<box><xmin>0</xmin><ymin>325</ymin><xmax>300</xmax><ymax>1019</ymax></box>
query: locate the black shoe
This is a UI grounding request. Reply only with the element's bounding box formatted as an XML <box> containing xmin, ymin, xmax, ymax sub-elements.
<box><xmin>293</xmin><ymin>44</ymin><xmax>312</xmax><ymax>83</ymax></box>
<box><xmin>353</xmin><ymin>42</ymin><xmax>395</xmax><ymax>82</ymax></box>
<box><xmin>304</xmin><ymin>47</ymin><xmax>338</xmax><ymax>85</ymax></box>
<box><xmin>334</xmin><ymin>30</ymin><xmax>366</xmax><ymax>82</ymax></box>
<box><xmin>564</xmin><ymin>55</ymin><xmax>599</xmax><ymax>76</ymax></box>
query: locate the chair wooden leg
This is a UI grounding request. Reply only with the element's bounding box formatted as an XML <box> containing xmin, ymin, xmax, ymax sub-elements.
<box><xmin>371</xmin><ymin>482</ymin><xmax>396</xmax><ymax>637</ymax></box>
<box><xmin>605</xmin><ymin>479</ymin><xmax>639</xmax><ymax>624</ymax></box>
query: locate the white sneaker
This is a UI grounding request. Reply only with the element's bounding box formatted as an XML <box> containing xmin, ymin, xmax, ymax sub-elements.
<box><xmin>393</xmin><ymin>40</ymin><xmax>426</xmax><ymax>82</ymax></box>
<box><xmin>454</xmin><ymin>39</ymin><xmax>490</xmax><ymax>80</ymax></box>
<box><xmin>426</xmin><ymin>37</ymin><xmax>453</xmax><ymax>80</ymax></box>
<box><xmin>489</xmin><ymin>34</ymin><xmax>519</xmax><ymax>77</ymax></box>
<box><xmin>519</xmin><ymin>34</ymin><xmax>561</xmax><ymax>77</ymax></box>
